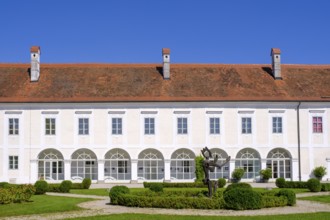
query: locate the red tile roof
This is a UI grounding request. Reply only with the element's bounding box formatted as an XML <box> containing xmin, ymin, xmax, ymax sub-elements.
<box><xmin>30</xmin><ymin>46</ymin><xmax>40</xmax><ymax>53</ymax></box>
<box><xmin>162</xmin><ymin>48</ymin><xmax>170</xmax><ymax>55</ymax></box>
<box><xmin>0</xmin><ymin>63</ymin><xmax>330</xmax><ymax>103</ymax></box>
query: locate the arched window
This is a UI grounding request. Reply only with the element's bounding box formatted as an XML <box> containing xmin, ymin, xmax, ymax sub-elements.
<box><xmin>138</xmin><ymin>149</ymin><xmax>164</xmax><ymax>180</ymax></box>
<box><xmin>38</xmin><ymin>149</ymin><xmax>64</xmax><ymax>181</ymax></box>
<box><xmin>209</xmin><ymin>148</ymin><xmax>230</xmax><ymax>180</ymax></box>
<box><xmin>170</xmin><ymin>149</ymin><xmax>195</xmax><ymax>180</ymax></box>
<box><xmin>104</xmin><ymin>148</ymin><xmax>131</xmax><ymax>181</ymax></box>
<box><xmin>235</xmin><ymin>148</ymin><xmax>261</xmax><ymax>179</ymax></box>
<box><xmin>267</xmin><ymin>148</ymin><xmax>292</xmax><ymax>179</ymax></box>
<box><xmin>71</xmin><ymin>149</ymin><xmax>98</xmax><ymax>180</ymax></box>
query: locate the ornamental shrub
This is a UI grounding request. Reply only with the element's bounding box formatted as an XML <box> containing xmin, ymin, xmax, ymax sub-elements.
<box><xmin>109</xmin><ymin>185</ymin><xmax>130</xmax><ymax>205</ymax></box>
<box><xmin>259</xmin><ymin>168</ymin><xmax>272</xmax><ymax>181</ymax></box>
<box><xmin>34</xmin><ymin>180</ymin><xmax>48</xmax><ymax>195</ymax></box>
<box><xmin>59</xmin><ymin>180</ymin><xmax>72</xmax><ymax>193</ymax></box>
<box><xmin>275</xmin><ymin>178</ymin><xmax>286</xmax><ymax>188</ymax></box>
<box><xmin>225</xmin><ymin>183</ymin><xmax>252</xmax><ymax>192</ymax></box>
<box><xmin>218</xmin><ymin>178</ymin><xmax>226</xmax><ymax>188</ymax></box>
<box><xmin>0</xmin><ymin>188</ymin><xmax>13</xmax><ymax>204</ymax></box>
<box><xmin>71</xmin><ymin>183</ymin><xmax>83</xmax><ymax>189</ymax></box>
<box><xmin>47</xmin><ymin>184</ymin><xmax>61</xmax><ymax>192</ymax></box>
<box><xmin>312</xmin><ymin>166</ymin><xmax>327</xmax><ymax>180</ymax></box>
<box><xmin>277</xmin><ymin>189</ymin><xmax>296</xmax><ymax>206</ymax></box>
<box><xmin>195</xmin><ymin>155</ymin><xmax>204</xmax><ymax>182</ymax></box>
<box><xmin>231</xmin><ymin>168</ymin><xmax>245</xmax><ymax>182</ymax></box>
<box><xmin>321</xmin><ymin>183</ymin><xmax>330</xmax><ymax>192</ymax></box>
<box><xmin>223</xmin><ymin>188</ymin><xmax>262</xmax><ymax>210</ymax></box>
<box><xmin>82</xmin><ymin>178</ymin><xmax>92</xmax><ymax>189</ymax></box>
<box><xmin>307</xmin><ymin>178</ymin><xmax>321</xmax><ymax>192</ymax></box>
<box><xmin>0</xmin><ymin>182</ymin><xmax>10</xmax><ymax>189</ymax></box>
<box><xmin>143</xmin><ymin>182</ymin><xmax>205</xmax><ymax>188</ymax></box>
<box><xmin>149</xmin><ymin>183</ymin><xmax>163</xmax><ymax>193</ymax></box>
<box><xmin>262</xmin><ymin>195</ymin><xmax>287</xmax><ymax>208</ymax></box>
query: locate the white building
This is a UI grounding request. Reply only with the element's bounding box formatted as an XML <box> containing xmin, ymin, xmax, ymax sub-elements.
<box><xmin>0</xmin><ymin>47</ymin><xmax>330</xmax><ymax>184</ymax></box>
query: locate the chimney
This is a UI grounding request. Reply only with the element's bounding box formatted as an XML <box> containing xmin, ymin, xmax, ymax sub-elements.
<box><xmin>162</xmin><ymin>48</ymin><xmax>170</xmax><ymax>79</ymax></box>
<box><xmin>30</xmin><ymin>46</ymin><xmax>41</xmax><ymax>82</ymax></box>
<box><xmin>271</xmin><ymin>48</ymin><xmax>281</xmax><ymax>79</ymax></box>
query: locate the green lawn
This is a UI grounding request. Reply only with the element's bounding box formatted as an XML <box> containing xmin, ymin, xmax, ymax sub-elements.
<box><xmin>66</xmin><ymin>213</ymin><xmax>330</xmax><ymax>220</ymax></box>
<box><xmin>299</xmin><ymin>195</ymin><xmax>330</xmax><ymax>204</ymax></box>
<box><xmin>70</xmin><ymin>187</ymin><xmax>310</xmax><ymax>197</ymax></box>
<box><xmin>0</xmin><ymin>195</ymin><xmax>94</xmax><ymax>217</ymax></box>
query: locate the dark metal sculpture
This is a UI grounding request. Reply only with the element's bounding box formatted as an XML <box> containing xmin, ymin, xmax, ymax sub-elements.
<box><xmin>201</xmin><ymin>146</ymin><xmax>231</xmax><ymax>197</ymax></box>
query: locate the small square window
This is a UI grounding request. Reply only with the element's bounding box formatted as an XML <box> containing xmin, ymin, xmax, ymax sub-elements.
<box><xmin>242</xmin><ymin>117</ymin><xmax>252</xmax><ymax>134</ymax></box>
<box><xmin>210</xmin><ymin>117</ymin><xmax>220</xmax><ymax>134</ymax></box>
<box><xmin>177</xmin><ymin>117</ymin><xmax>188</xmax><ymax>134</ymax></box>
<box><xmin>144</xmin><ymin>118</ymin><xmax>155</xmax><ymax>135</ymax></box>
<box><xmin>79</xmin><ymin>118</ymin><xmax>89</xmax><ymax>135</ymax></box>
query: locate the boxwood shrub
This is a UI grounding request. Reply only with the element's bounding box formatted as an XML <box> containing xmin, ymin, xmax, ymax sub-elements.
<box><xmin>321</xmin><ymin>183</ymin><xmax>330</xmax><ymax>192</ymax></box>
<box><xmin>277</xmin><ymin>189</ymin><xmax>296</xmax><ymax>206</ymax></box>
<box><xmin>59</xmin><ymin>180</ymin><xmax>72</xmax><ymax>193</ymax></box>
<box><xmin>0</xmin><ymin>184</ymin><xmax>35</xmax><ymax>204</ymax></box>
<box><xmin>117</xmin><ymin>194</ymin><xmax>224</xmax><ymax>209</ymax></box>
<box><xmin>82</xmin><ymin>178</ymin><xmax>92</xmax><ymax>189</ymax></box>
<box><xmin>223</xmin><ymin>188</ymin><xmax>262</xmax><ymax>210</ymax></box>
<box><xmin>143</xmin><ymin>182</ymin><xmax>205</xmax><ymax>188</ymax></box>
<box><xmin>34</xmin><ymin>180</ymin><xmax>48</xmax><ymax>195</ymax></box>
<box><xmin>275</xmin><ymin>178</ymin><xmax>286</xmax><ymax>188</ymax></box>
<box><xmin>109</xmin><ymin>185</ymin><xmax>130</xmax><ymax>205</ymax></box>
<box><xmin>261</xmin><ymin>195</ymin><xmax>288</xmax><ymax>208</ymax></box>
<box><xmin>225</xmin><ymin>182</ymin><xmax>252</xmax><ymax>192</ymax></box>
<box><xmin>307</xmin><ymin>178</ymin><xmax>321</xmax><ymax>192</ymax></box>
<box><xmin>149</xmin><ymin>183</ymin><xmax>164</xmax><ymax>192</ymax></box>
<box><xmin>218</xmin><ymin>178</ymin><xmax>226</xmax><ymax>188</ymax></box>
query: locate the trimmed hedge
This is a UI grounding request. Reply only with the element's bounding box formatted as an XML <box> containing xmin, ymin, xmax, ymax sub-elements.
<box><xmin>117</xmin><ymin>194</ymin><xmax>224</xmax><ymax>209</ymax></box>
<box><xmin>0</xmin><ymin>184</ymin><xmax>35</xmax><ymax>204</ymax></box>
<box><xmin>109</xmin><ymin>186</ymin><xmax>130</xmax><ymax>205</ymax></box>
<box><xmin>149</xmin><ymin>183</ymin><xmax>164</xmax><ymax>193</ymax></box>
<box><xmin>307</xmin><ymin>178</ymin><xmax>321</xmax><ymax>192</ymax></box>
<box><xmin>34</xmin><ymin>180</ymin><xmax>48</xmax><ymax>195</ymax></box>
<box><xmin>82</xmin><ymin>178</ymin><xmax>92</xmax><ymax>189</ymax></box>
<box><xmin>225</xmin><ymin>183</ymin><xmax>252</xmax><ymax>192</ymax></box>
<box><xmin>59</xmin><ymin>180</ymin><xmax>72</xmax><ymax>193</ymax></box>
<box><xmin>223</xmin><ymin>188</ymin><xmax>262</xmax><ymax>210</ymax></box>
<box><xmin>218</xmin><ymin>178</ymin><xmax>226</xmax><ymax>188</ymax></box>
<box><xmin>275</xmin><ymin>178</ymin><xmax>286</xmax><ymax>188</ymax></box>
<box><xmin>321</xmin><ymin>183</ymin><xmax>330</xmax><ymax>192</ymax></box>
<box><xmin>143</xmin><ymin>182</ymin><xmax>206</xmax><ymax>188</ymax></box>
<box><xmin>262</xmin><ymin>195</ymin><xmax>287</xmax><ymax>208</ymax></box>
<box><xmin>275</xmin><ymin>178</ymin><xmax>308</xmax><ymax>189</ymax></box>
<box><xmin>278</xmin><ymin>189</ymin><xmax>296</xmax><ymax>206</ymax></box>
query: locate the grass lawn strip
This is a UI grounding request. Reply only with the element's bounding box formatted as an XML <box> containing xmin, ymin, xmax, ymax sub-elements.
<box><xmin>0</xmin><ymin>195</ymin><xmax>94</xmax><ymax>217</ymax></box>
<box><xmin>299</xmin><ymin>195</ymin><xmax>330</xmax><ymax>204</ymax></box>
<box><xmin>65</xmin><ymin>213</ymin><xmax>330</xmax><ymax>220</ymax></box>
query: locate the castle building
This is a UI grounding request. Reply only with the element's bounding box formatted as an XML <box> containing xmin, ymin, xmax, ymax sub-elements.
<box><xmin>0</xmin><ymin>47</ymin><xmax>330</xmax><ymax>183</ymax></box>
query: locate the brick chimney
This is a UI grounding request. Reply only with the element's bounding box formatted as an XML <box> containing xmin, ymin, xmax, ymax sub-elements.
<box><xmin>162</xmin><ymin>48</ymin><xmax>170</xmax><ymax>79</ymax></box>
<box><xmin>271</xmin><ymin>48</ymin><xmax>281</xmax><ymax>79</ymax></box>
<box><xmin>30</xmin><ymin>46</ymin><xmax>41</xmax><ymax>82</ymax></box>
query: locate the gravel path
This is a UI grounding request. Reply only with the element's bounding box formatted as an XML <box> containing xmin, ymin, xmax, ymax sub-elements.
<box><xmin>2</xmin><ymin>192</ymin><xmax>330</xmax><ymax>220</ymax></box>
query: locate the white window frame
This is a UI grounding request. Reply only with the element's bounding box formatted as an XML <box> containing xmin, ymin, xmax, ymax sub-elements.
<box><xmin>45</xmin><ymin>118</ymin><xmax>56</xmax><ymax>135</ymax></box>
<box><xmin>144</xmin><ymin>117</ymin><xmax>155</xmax><ymax>135</ymax></box>
<box><xmin>241</xmin><ymin>117</ymin><xmax>252</xmax><ymax>134</ymax></box>
<box><xmin>209</xmin><ymin>117</ymin><xmax>220</xmax><ymax>135</ymax></box>
<box><xmin>177</xmin><ymin>117</ymin><xmax>188</xmax><ymax>135</ymax></box>
<box><xmin>9</xmin><ymin>156</ymin><xmax>19</xmax><ymax>170</ymax></box>
<box><xmin>272</xmin><ymin>116</ymin><xmax>283</xmax><ymax>134</ymax></box>
<box><xmin>78</xmin><ymin>118</ymin><xmax>89</xmax><ymax>135</ymax></box>
<box><xmin>309</xmin><ymin>110</ymin><xmax>326</xmax><ymax>135</ymax></box>
<box><xmin>112</xmin><ymin>117</ymin><xmax>123</xmax><ymax>135</ymax></box>
<box><xmin>8</xmin><ymin>118</ymin><xmax>19</xmax><ymax>135</ymax></box>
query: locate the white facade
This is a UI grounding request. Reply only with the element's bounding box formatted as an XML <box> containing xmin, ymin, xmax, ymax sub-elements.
<box><xmin>1</xmin><ymin>101</ymin><xmax>330</xmax><ymax>184</ymax></box>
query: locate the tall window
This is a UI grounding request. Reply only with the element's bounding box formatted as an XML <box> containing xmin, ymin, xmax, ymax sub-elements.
<box><xmin>272</xmin><ymin>117</ymin><xmax>282</xmax><ymax>133</ymax></box>
<box><xmin>144</xmin><ymin>118</ymin><xmax>155</xmax><ymax>135</ymax></box>
<box><xmin>45</xmin><ymin>118</ymin><xmax>56</xmax><ymax>135</ymax></box>
<box><xmin>210</xmin><ymin>117</ymin><xmax>220</xmax><ymax>134</ymax></box>
<box><xmin>242</xmin><ymin>117</ymin><xmax>252</xmax><ymax>134</ymax></box>
<box><xmin>313</xmin><ymin>117</ymin><xmax>323</xmax><ymax>133</ymax></box>
<box><xmin>9</xmin><ymin>156</ymin><xmax>18</xmax><ymax>169</ymax></box>
<box><xmin>79</xmin><ymin>118</ymin><xmax>89</xmax><ymax>135</ymax></box>
<box><xmin>9</xmin><ymin>118</ymin><xmax>19</xmax><ymax>135</ymax></box>
<box><xmin>177</xmin><ymin>117</ymin><xmax>188</xmax><ymax>134</ymax></box>
<box><xmin>112</xmin><ymin>118</ymin><xmax>122</xmax><ymax>135</ymax></box>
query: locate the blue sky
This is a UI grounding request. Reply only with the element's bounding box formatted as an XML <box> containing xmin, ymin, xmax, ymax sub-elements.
<box><xmin>0</xmin><ymin>0</ymin><xmax>329</xmax><ymax>64</ymax></box>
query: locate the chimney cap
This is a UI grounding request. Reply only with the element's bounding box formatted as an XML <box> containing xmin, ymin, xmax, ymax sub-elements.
<box><xmin>162</xmin><ymin>48</ymin><xmax>170</xmax><ymax>55</ymax></box>
<box><xmin>30</xmin><ymin>46</ymin><xmax>41</xmax><ymax>53</ymax></box>
<box><xmin>271</xmin><ymin>48</ymin><xmax>281</xmax><ymax>55</ymax></box>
